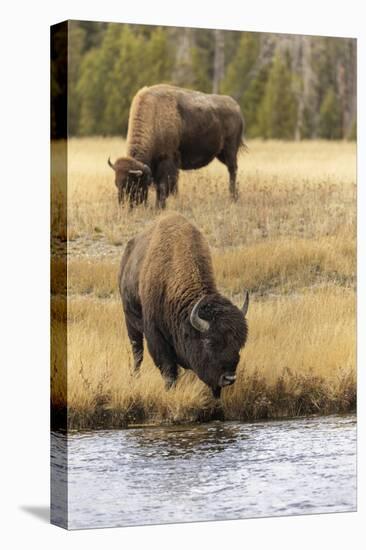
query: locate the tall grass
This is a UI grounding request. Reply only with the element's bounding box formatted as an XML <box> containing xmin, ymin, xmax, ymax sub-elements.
<box><xmin>51</xmin><ymin>138</ymin><xmax>356</xmax><ymax>429</ymax></box>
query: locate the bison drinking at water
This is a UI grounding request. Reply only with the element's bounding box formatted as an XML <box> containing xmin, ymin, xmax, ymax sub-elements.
<box><xmin>119</xmin><ymin>213</ymin><xmax>249</xmax><ymax>398</ymax></box>
<box><xmin>108</xmin><ymin>84</ymin><xmax>246</xmax><ymax>208</ymax></box>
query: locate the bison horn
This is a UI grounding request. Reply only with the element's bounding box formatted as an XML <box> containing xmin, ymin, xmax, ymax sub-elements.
<box><xmin>190</xmin><ymin>297</ymin><xmax>210</xmax><ymax>333</ymax></box>
<box><xmin>108</xmin><ymin>157</ymin><xmax>115</xmax><ymax>171</ymax></box>
<box><xmin>128</xmin><ymin>169</ymin><xmax>143</xmax><ymax>176</ymax></box>
<box><xmin>241</xmin><ymin>290</ymin><xmax>249</xmax><ymax>317</ymax></box>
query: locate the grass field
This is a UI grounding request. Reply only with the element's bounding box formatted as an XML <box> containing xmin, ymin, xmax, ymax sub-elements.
<box><xmin>51</xmin><ymin>138</ymin><xmax>356</xmax><ymax>429</ymax></box>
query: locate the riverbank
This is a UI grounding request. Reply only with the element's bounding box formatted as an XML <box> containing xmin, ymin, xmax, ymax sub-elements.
<box><xmin>53</xmin><ymin>368</ymin><xmax>356</xmax><ymax>431</ymax></box>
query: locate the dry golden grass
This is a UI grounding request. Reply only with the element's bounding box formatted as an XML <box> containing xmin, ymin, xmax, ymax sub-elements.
<box><xmin>51</xmin><ymin>138</ymin><xmax>356</xmax><ymax>429</ymax></box>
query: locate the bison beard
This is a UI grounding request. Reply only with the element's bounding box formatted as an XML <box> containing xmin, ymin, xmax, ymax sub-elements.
<box><xmin>108</xmin><ymin>84</ymin><xmax>246</xmax><ymax>208</ymax></box>
<box><xmin>119</xmin><ymin>213</ymin><xmax>249</xmax><ymax>398</ymax></box>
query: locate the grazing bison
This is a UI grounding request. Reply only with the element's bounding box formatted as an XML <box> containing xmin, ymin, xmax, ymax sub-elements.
<box><xmin>108</xmin><ymin>84</ymin><xmax>246</xmax><ymax>208</ymax></box>
<box><xmin>119</xmin><ymin>213</ymin><xmax>249</xmax><ymax>398</ymax></box>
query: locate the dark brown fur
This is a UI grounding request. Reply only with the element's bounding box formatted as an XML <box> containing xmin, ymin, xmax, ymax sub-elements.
<box><xmin>109</xmin><ymin>84</ymin><xmax>246</xmax><ymax>208</ymax></box>
<box><xmin>119</xmin><ymin>213</ymin><xmax>249</xmax><ymax>398</ymax></box>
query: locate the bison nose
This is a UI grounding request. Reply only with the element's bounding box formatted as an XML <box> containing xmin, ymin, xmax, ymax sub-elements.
<box><xmin>220</xmin><ymin>373</ymin><xmax>237</xmax><ymax>387</ymax></box>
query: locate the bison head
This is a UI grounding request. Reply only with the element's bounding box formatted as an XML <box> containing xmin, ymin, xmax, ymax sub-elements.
<box><xmin>108</xmin><ymin>156</ymin><xmax>152</xmax><ymax>206</ymax></box>
<box><xmin>188</xmin><ymin>292</ymin><xmax>249</xmax><ymax>399</ymax></box>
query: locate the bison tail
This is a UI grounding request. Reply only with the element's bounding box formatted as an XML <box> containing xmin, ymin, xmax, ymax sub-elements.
<box><xmin>239</xmin><ymin>139</ymin><xmax>249</xmax><ymax>154</ymax></box>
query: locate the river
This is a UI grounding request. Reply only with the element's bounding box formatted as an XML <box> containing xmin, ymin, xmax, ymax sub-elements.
<box><xmin>51</xmin><ymin>414</ymin><xmax>356</xmax><ymax>529</ymax></box>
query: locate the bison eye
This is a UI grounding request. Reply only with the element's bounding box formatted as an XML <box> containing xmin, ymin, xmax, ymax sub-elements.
<box><xmin>183</xmin><ymin>329</ymin><xmax>191</xmax><ymax>340</ymax></box>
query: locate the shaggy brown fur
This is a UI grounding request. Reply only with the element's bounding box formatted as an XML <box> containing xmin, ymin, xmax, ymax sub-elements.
<box><xmin>108</xmin><ymin>84</ymin><xmax>245</xmax><ymax>208</ymax></box>
<box><xmin>119</xmin><ymin>212</ymin><xmax>249</xmax><ymax>398</ymax></box>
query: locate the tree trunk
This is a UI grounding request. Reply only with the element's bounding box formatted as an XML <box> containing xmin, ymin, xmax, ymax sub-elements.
<box><xmin>172</xmin><ymin>27</ymin><xmax>195</xmax><ymax>87</ymax></box>
<box><xmin>345</xmin><ymin>39</ymin><xmax>357</xmax><ymax>138</ymax></box>
<box><xmin>213</xmin><ymin>29</ymin><xmax>225</xmax><ymax>93</ymax></box>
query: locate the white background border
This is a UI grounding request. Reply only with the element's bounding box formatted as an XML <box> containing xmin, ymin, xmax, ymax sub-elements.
<box><xmin>1</xmin><ymin>0</ymin><xmax>364</xmax><ymax>548</ymax></box>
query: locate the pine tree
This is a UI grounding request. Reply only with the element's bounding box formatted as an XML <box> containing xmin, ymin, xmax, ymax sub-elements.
<box><xmin>68</xmin><ymin>22</ymin><xmax>86</xmax><ymax>135</ymax></box>
<box><xmin>213</xmin><ymin>30</ymin><xmax>225</xmax><ymax>93</ymax></box>
<box><xmin>190</xmin><ymin>29</ymin><xmax>215</xmax><ymax>92</ymax></box>
<box><xmin>241</xmin><ymin>65</ymin><xmax>270</xmax><ymax>137</ymax></box>
<box><xmin>348</xmin><ymin>118</ymin><xmax>357</xmax><ymax>141</ymax></box>
<box><xmin>78</xmin><ymin>25</ymin><xmax>174</xmax><ymax>136</ymax></box>
<box><xmin>70</xmin><ymin>23</ymin><xmax>356</xmax><ymax>139</ymax></box>
<box><xmin>102</xmin><ymin>25</ymin><xmax>146</xmax><ymax>135</ymax></box>
<box><xmin>257</xmin><ymin>53</ymin><xmax>297</xmax><ymax>139</ymax></box>
<box><xmin>78</xmin><ymin>21</ymin><xmax>107</xmax><ymax>51</ymax></box>
<box><xmin>145</xmin><ymin>27</ymin><xmax>174</xmax><ymax>85</ymax></box>
<box><xmin>51</xmin><ymin>23</ymin><xmax>68</xmax><ymax>138</ymax></box>
<box><xmin>221</xmin><ymin>33</ymin><xmax>260</xmax><ymax>100</ymax></box>
<box><xmin>77</xmin><ymin>24</ymin><xmax>123</xmax><ymax>135</ymax></box>
<box><xmin>221</xmin><ymin>33</ymin><xmax>267</xmax><ymax>137</ymax></box>
<box><xmin>318</xmin><ymin>88</ymin><xmax>343</xmax><ymax>139</ymax></box>
<box><xmin>172</xmin><ymin>27</ymin><xmax>196</xmax><ymax>88</ymax></box>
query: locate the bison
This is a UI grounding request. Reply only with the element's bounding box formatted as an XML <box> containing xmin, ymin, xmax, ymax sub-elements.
<box><xmin>119</xmin><ymin>212</ymin><xmax>249</xmax><ymax>398</ymax></box>
<box><xmin>108</xmin><ymin>84</ymin><xmax>246</xmax><ymax>208</ymax></box>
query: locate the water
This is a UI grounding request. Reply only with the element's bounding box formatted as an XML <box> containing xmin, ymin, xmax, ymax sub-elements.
<box><xmin>51</xmin><ymin>414</ymin><xmax>356</xmax><ymax>529</ymax></box>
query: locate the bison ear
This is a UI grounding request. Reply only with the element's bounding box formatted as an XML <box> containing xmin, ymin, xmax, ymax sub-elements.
<box><xmin>241</xmin><ymin>290</ymin><xmax>249</xmax><ymax>317</ymax></box>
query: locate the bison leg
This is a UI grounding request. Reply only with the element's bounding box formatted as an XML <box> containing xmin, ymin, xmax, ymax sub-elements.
<box><xmin>144</xmin><ymin>324</ymin><xmax>178</xmax><ymax>389</ymax></box>
<box><xmin>155</xmin><ymin>183</ymin><xmax>167</xmax><ymax>209</ymax></box>
<box><xmin>125</xmin><ymin>319</ymin><xmax>144</xmax><ymax>374</ymax></box>
<box><xmin>161</xmin><ymin>364</ymin><xmax>178</xmax><ymax>390</ymax></box>
<box><xmin>142</xmin><ymin>184</ymin><xmax>148</xmax><ymax>206</ymax></box>
<box><xmin>134</xmin><ymin>181</ymin><xmax>149</xmax><ymax>207</ymax></box>
<box><xmin>217</xmin><ymin>150</ymin><xmax>239</xmax><ymax>201</ymax></box>
<box><xmin>228</xmin><ymin>163</ymin><xmax>239</xmax><ymax>202</ymax></box>
<box><xmin>155</xmin><ymin>159</ymin><xmax>179</xmax><ymax>208</ymax></box>
<box><xmin>128</xmin><ymin>182</ymin><xmax>141</xmax><ymax>209</ymax></box>
<box><xmin>167</xmin><ymin>171</ymin><xmax>179</xmax><ymax>196</ymax></box>
<box><xmin>118</xmin><ymin>187</ymin><xmax>125</xmax><ymax>205</ymax></box>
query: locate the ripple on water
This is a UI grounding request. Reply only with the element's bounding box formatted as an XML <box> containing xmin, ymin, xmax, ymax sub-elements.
<box><xmin>51</xmin><ymin>414</ymin><xmax>357</xmax><ymax>529</ymax></box>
